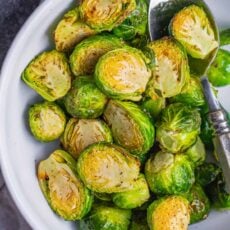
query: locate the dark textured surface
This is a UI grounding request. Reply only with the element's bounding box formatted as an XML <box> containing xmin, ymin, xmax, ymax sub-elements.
<box><xmin>0</xmin><ymin>0</ymin><xmax>41</xmax><ymax>229</ymax></box>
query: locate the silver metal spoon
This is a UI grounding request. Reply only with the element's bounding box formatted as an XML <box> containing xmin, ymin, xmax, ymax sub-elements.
<box><xmin>148</xmin><ymin>0</ymin><xmax>230</xmax><ymax>192</ymax></box>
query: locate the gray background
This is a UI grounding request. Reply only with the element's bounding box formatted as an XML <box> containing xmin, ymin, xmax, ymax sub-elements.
<box><xmin>0</xmin><ymin>0</ymin><xmax>41</xmax><ymax>229</ymax></box>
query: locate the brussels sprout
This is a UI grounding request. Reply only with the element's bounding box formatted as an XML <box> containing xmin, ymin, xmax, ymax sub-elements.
<box><xmin>145</xmin><ymin>151</ymin><xmax>195</xmax><ymax>195</ymax></box>
<box><xmin>29</xmin><ymin>101</ymin><xmax>66</xmax><ymax>142</ymax></box>
<box><xmin>112</xmin><ymin>174</ymin><xmax>150</xmax><ymax>209</ymax></box>
<box><xmin>64</xmin><ymin>76</ymin><xmax>107</xmax><ymax>118</ymax></box>
<box><xmin>61</xmin><ymin>118</ymin><xmax>112</xmax><ymax>159</ymax></box>
<box><xmin>80</xmin><ymin>0</ymin><xmax>136</xmax><ymax>32</ymax></box>
<box><xmin>182</xmin><ymin>184</ymin><xmax>210</xmax><ymax>224</ymax></box>
<box><xmin>130</xmin><ymin>211</ymin><xmax>149</xmax><ymax>230</ymax></box>
<box><xmin>70</xmin><ymin>35</ymin><xmax>124</xmax><ymax>76</ymax></box>
<box><xmin>104</xmin><ymin>100</ymin><xmax>155</xmax><ymax>162</ymax></box>
<box><xmin>22</xmin><ymin>50</ymin><xmax>72</xmax><ymax>101</ymax></box>
<box><xmin>147</xmin><ymin>37</ymin><xmax>189</xmax><ymax>98</ymax></box>
<box><xmin>95</xmin><ymin>47</ymin><xmax>152</xmax><ymax>101</ymax></box>
<box><xmin>77</xmin><ymin>143</ymin><xmax>140</xmax><ymax>193</ymax></box>
<box><xmin>195</xmin><ymin>163</ymin><xmax>221</xmax><ymax>187</ymax></box>
<box><xmin>207</xmin><ymin>49</ymin><xmax>230</xmax><ymax>86</ymax></box>
<box><xmin>220</xmin><ymin>28</ymin><xmax>230</xmax><ymax>46</ymax></box>
<box><xmin>170</xmin><ymin>5</ymin><xmax>218</xmax><ymax>59</ymax></box>
<box><xmin>185</xmin><ymin>137</ymin><xmax>206</xmax><ymax>167</ymax></box>
<box><xmin>156</xmin><ymin>103</ymin><xmax>201</xmax><ymax>153</ymax></box>
<box><xmin>113</xmin><ymin>0</ymin><xmax>148</xmax><ymax>40</ymax></box>
<box><xmin>170</xmin><ymin>76</ymin><xmax>205</xmax><ymax>107</ymax></box>
<box><xmin>147</xmin><ymin>196</ymin><xmax>190</xmax><ymax>230</ymax></box>
<box><xmin>38</xmin><ymin>150</ymin><xmax>93</xmax><ymax>220</ymax></box>
<box><xmin>54</xmin><ymin>8</ymin><xmax>96</xmax><ymax>52</ymax></box>
<box><xmin>129</xmin><ymin>34</ymin><xmax>149</xmax><ymax>49</ymax></box>
<box><xmin>94</xmin><ymin>193</ymin><xmax>112</xmax><ymax>202</ymax></box>
<box><xmin>79</xmin><ymin>203</ymin><xmax>132</xmax><ymax>230</ymax></box>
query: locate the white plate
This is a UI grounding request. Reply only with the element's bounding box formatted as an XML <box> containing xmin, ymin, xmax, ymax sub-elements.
<box><xmin>0</xmin><ymin>0</ymin><xmax>230</xmax><ymax>229</ymax></box>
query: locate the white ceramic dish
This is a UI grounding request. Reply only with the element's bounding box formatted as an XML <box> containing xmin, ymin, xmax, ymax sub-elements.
<box><xmin>0</xmin><ymin>0</ymin><xmax>230</xmax><ymax>229</ymax></box>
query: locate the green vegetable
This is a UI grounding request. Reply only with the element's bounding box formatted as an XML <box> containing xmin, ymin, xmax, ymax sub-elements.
<box><xmin>156</xmin><ymin>103</ymin><xmax>201</xmax><ymax>153</ymax></box>
<box><xmin>145</xmin><ymin>151</ymin><xmax>195</xmax><ymax>195</ymax></box>
<box><xmin>79</xmin><ymin>203</ymin><xmax>132</xmax><ymax>230</ymax></box>
<box><xmin>113</xmin><ymin>0</ymin><xmax>148</xmax><ymax>40</ymax></box>
<box><xmin>182</xmin><ymin>184</ymin><xmax>210</xmax><ymax>224</ymax></box>
<box><xmin>207</xmin><ymin>49</ymin><xmax>230</xmax><ymax>86</ymax></box>
<box><xmin>22</xmin><ymin>50</ymin><xmax>72</xmax><ymax>101</ymax></box>
<box><xmin>54</xmin><ymin>8</ymin><xmax>96</xmax><ymax>52</ymax></box>
<box><xmin>220</xmin><ymin>28</ymin><xmax>230</xmax><ymax>46</ymax></box>
<box><xmin>70</xmin><ymin>35</ymin><xmax>124</xmax><ymax>76</ymax></box>
<box><xmin>103</xmin><ymin>100</ymin><xmax>155</xmax><ymax>162</ymax></box>
<box><xmin>147</xmin><ymin>196</ymin><xmax>190</xmax><ymax>230</ymax></box>
<box><xmin>61</xmin><ymin>118</ymin><xmax>112</xmax><ymax>159</ymax></box>
<box><xmin>112</xmin><ymin>174</ymin><xmax>150</xmax><ymax>209</ymax></box>
<box><xmin>29</xmin><ymin>101</ymin><xmax>66</xmax><ymax>142</ymax></box>
<box><xmin>94</xmin><ymin>193</ymin><xmax>112</xmax><ymax>202</ymax></box>
<box><xmin>95</xmin><ymin>46</ymin><xmax>152</xmax><ymax>101</ymax></box>
<box><xmin>80</xmin><ymin>0</ymin><xmax>136</xmax><ymax>32</ymax></box>
<box><xmin>170</xmin><ymin>5</ymin><xmax>218</xmax><ymax>59</ymax></box>
<box><xmin>147</xmin><ymin>37</ymin><xmax>189</xmax><ymax>98</ymax></box>
<box><xmin>77</xmin><ymin>143</ymin><xmax>140</xmax><ymax>193</ymax></box>
<box><xmin>64</xmin><ymin>76</ymin><xmax>107</xmax><ymax>118</ymax></box>
<box><xmin>38</xmin><ymin>150</ymin><xmax>93</xmax><ymax>220</ymax></box>
<box><xmin>129</xmin><ymin>211</ymin><xmax>149</xmax><ymax>230</ymax></box>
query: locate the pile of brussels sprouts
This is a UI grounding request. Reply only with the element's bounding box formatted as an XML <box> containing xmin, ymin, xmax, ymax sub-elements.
<box><xmin>21</xmin><ymin>0</ymin><xmax>230</xmax><ymax>229</ymax></box>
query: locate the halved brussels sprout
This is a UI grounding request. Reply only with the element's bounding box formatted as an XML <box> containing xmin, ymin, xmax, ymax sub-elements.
<box><xmin>147</xmin><ymin>37</ymin><xmax>189</xmax><ymax>98</ymax></box>
<box><xmin>77</xmin><ymin>143</ymin><xmax>140</xmax><ymax>193</ymax></box>
<box><xmin>170</xmin><ymin>76</ymin><xmax>205</xmax><ymax>107</ymax></box>
<box><xmin>54</xmin><ymin>8</ymin><xmax>96</xmax><ymax>52</ymax></box>
<box><xmin>113</xmin><ymin>0</ymin><xmax>148</xmax><ymax>40</ymax></box>
<box><xmin>70</xmin><ymin>35</ymin><xmax>124</xmax><ymax>76</ymax></box>
<box><xmin>112</xmin><ymin>174</ymin><xmax>150</xmax><ymax>209</ymax></box>
<box><xmin>195</xmin><ymin>163</ymin><xmax>221</xmax><ymax>187</ymax></box>
<box><xmin>64</xmin><ymin>76</ymin><xmax>107</xmax><ymax>118</ymax></box>
<box><xmin>207</xmin><ymin>49</ymin><xmax>230</xmax><ymax>86</ymax></box>
<box><xmin>103</xmin><ymin>100</ymin><xmax>155</xmax><ymax>162</ymax></box>
<box><xmin>95</xmin><ymin>47</ymin><xmax>152</xmax><ymax>101</ymax></box>
<box><xmin>130</xmin><ymin>211</ymin><xmax>149</xmax><ymax>230</ymax></box>
<box><xmin>156</xmin><ymin>103</ymin><xmax>201</xmax><ymax>153</ymax></box>
<box><xmin>79</xmin><ymin>203</ymin><xmax>132</xmax><ymax>230</ymax></box>
<box><xmin>61</xmin><ymin>118</ymin><xmax>112</xmax><ymax>159</ymax></box>
<box><xmin>170</xmin><ymin>5</ymin><xmax>218</xmax><ymax>59</ymax></box>
<box><xmin>185</xmin><ymin>137</ymin><xmax>206</xmax><ymax>167</ymax></box>
<box><xmin>22</xmin><ymin>50</ymin><xmax>71</xmax><ymax>101</ymax></box>
<box><xmin>38</xmin><ymin>150</ymin><xmax>93</xmax><ymax>220</ymax></box>
<box><xmin>80</xmin><ymin>0</ymin><xmax>136</xmax><ymax>32</ymax></box>
<box><xmin>182</xmin><ymin>184</ymin><xmax>210</xmax><ymax>224</ymax></box>
<box><xmin>29</xmin><ymin>101</ymin><xmax>66</xmax><ymax>142</ymax></box>
<box><xmin>145</xmin><ymin>151</ymin><xmax>195</xmax><ymax>195</ymax></box>
<box><xmin>147</xmin><ymin>196</ymin><xmax>190</xmax><ymax>230</ymax></box>
<box><xmin>220</xmin><ymin>28</ymin><xmax>230</xmax><ymax>46</ymax></box>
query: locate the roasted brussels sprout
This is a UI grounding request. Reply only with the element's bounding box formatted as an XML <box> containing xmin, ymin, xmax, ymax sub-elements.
<box><xmin>156</xmin><ymin>103</ymin><xmax>201</xmax><ymax>153</ymax></box>
<box><xmin>29</xmin><ymin>101</ymin><xmax>66</xmax><ymax>142</ymax></box>
<box><xmin>113</xmin><ymin>0</ymin><xmax>148</xmax><ymax>40</ymax></box>
<box><xmin>104</xmin><ymin>100</ymin><xmax>155</xmax><ymax>162</ymax></box>
<box><xmin>195</xmin><ymin>163</ymin><xmax>221</xmax><ymax>187</ymax></box>
<box><xmin>170</xmin><ymin>76</ymin><xmax>205</xmax><ymax>107</ymax></box>
<box><xmin>147</xmin><ymin>37</ymin><xmax>189</xmax><ymax>98</ymax></box>
<box><xmin>185</xmin><ymin>137</ymin><xmax>206</xmax><ymax>167</ymax></box>
<box><xmin>170</xmin><ymin>5</ymin><xmax>218</xmax><ymax>59</ymax></box>
<box><xmin>22</xmin><ymin>50</ymin><xmax>72</xmax><ymax>101</ymax></box>
<box><xmin>70</xmin><ymin>35</ymin><xmax>124</xmax><ymax>76</ymax></box>
<box><xmin>112</xmin><ymin>174</ymin><xmax>150</xmax><ymax>209</ymax></box>
<box><xmin>64</xmin><ymin>76</ymin><xmax>107</xmax><ymax>118</ymax></box>
<box><xmin>207</xmin><ymin>49</ymin><xmax>230</xmax><ymax>86</ymax></box>
<box><xmin>95</xmin><ymin>47</ymin><xmax>152</xmax><ymax>101</ymax></box>
<box><xmin>220</xmin><ymin>28</ymin><xmax>230</xmax><ymax>46</ymax></box>
<box><xmin>80</xmin><ymin>0</ymin><xmax>136</xmax><ymax>32</ymax></box>
<box><xmin>77</xmin><ymin>143</ymin><xmax>140</xmax><ymax>193</ymax></box>
<box><xmin>130</xmin><ymin>211</ymin><xmax>149</xmax><ymax>230</ymax></box>
<box><xmin>182</xmin><ymin>184</ymin><xmax>210</xmax><ymax>224</ymax></box>
<box><xmin>147</xmin><ymin>196</ymin><xmax>190</xmax><ymax>230</ymax></box>
<box><xmin>79</xmin><ymin>203</ymin><xmax>132</xmax><ymax>230</ymax></box>
<box><xmin>54</xmin><ymin>8</ymin><xmax>96</xmax><ymax>52</ymax></box>
<box><xmin>145</xmin><ymin>151</ymin><xmax>195</xmax><ymax>195</ymax></box>
<box><xmin>61</xmin><ymin>118</ymin><xmax>112</xmax><ymax>159</ymax></box>
<box><xmin>38</xmin><ymin>150</ymin><xmax>93</xmax><ymax>220</ymax></box>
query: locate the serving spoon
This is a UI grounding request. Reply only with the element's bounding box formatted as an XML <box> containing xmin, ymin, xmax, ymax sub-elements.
<box><xmin>148</xmin><ymin>0</ymin><xmax>230</xmax><ymax>192</ymax></box>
